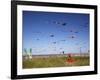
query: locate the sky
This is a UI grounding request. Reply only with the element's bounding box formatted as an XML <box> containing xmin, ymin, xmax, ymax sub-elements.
<box><xmin>22</xmin><ymin>11</ymin><xmax>89</xmax><ymax>55</ymax></box>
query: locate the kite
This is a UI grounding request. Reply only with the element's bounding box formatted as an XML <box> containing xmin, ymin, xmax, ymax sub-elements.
<box><xmin>53</xmin><ymin>42</ymin><xmax>56</xmax><ymax>44</ymax></box>
<box><xmin>50</xmin><ymin>34</ymin><xmax>54</xmax><ymax>37</ymax></box>
<box><xmin>61</xmin><ymin>40</ymin><xmax>66</xmax><ymax>42</ymax></box>
<box><xmin>75</xmin><ymin>31</ymin><xmax>78</xmax><ymax>33</ymax></box>
<box><xmin>70</xmin><ymin>36</ymin><xmax>75</xmax><ymax>39</ymax></box>
<box><xmin>36</xmin><ymin>38</ymin><xmax>39</xmax><ymax>40</ymax></box>
<box><xmin>62</xmin><ymin>23</ymin><xmax>67</xmax><ymax>26</ymax></box>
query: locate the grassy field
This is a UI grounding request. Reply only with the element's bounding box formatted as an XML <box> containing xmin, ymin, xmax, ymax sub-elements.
<box><xmin>23</xmin><ymin>56</ymin><xmax>89</xmax><ymax>69</ymax></box>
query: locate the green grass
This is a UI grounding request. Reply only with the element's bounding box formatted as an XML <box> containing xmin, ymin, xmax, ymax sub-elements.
<box><xmin>23</xmin><ymin>56</ymin><xmax>89</xmax><ymax>69</ymax></box>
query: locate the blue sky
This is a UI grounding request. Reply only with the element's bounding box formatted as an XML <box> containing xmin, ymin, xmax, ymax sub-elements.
<box><xmin>22</xmin><ymin>11</ymin><xmax>89</xmax><ymax>55</ymax></box>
